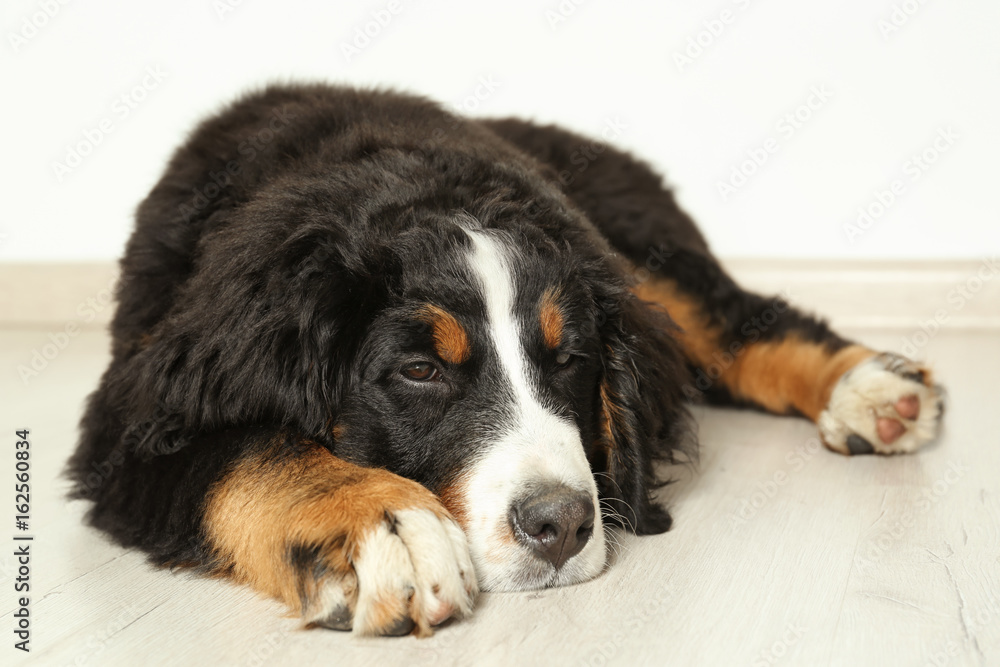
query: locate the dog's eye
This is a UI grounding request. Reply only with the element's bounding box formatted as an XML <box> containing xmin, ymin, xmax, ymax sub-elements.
<box><xmin>401</xmin><ymin>362</ymin><xmax>439</xmax><ymax>382</ymax></box>
<box><xmin>555</xmin><ymin>351</ymin><xmax>572</xmax><ymax>367</ymax></box>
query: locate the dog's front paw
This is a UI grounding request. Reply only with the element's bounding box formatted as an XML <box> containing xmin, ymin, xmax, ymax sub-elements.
<box><xmin>204</xmin><ymin>446</ymin><xmax>479</xmax><ymax>637</ymax></box>
<box><xmin>303</xmin><ymin>502</ymin><xmax>478</xmax><ymax>637</ymax></box>
<box><xmin>818</xmin><ymin>352</ymin><xmax>945</xmax><ymax>455</ymax></box>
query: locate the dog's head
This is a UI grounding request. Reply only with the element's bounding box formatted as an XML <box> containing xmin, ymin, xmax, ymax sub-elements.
<box><xmin>128</xmin><ymin>175</ymin><xmax>691</xmax><ymax>592</ymax></box>
<box><xmin>310</xmin><ymin>210</ymin><xmax>693</xmax><ymax>591</ymax></box>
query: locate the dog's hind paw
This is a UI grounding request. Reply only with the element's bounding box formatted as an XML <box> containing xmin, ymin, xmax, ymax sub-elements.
<box><xmin>818</xmin><ymin>352</ymin><xmax>945</xmax><ymax>455</ymax></box>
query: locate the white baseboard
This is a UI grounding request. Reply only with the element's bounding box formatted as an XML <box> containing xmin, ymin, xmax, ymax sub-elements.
<box><xmin>0</xmin><ymin>263</ymin><xmax>119</xmax><ymax>330</ymax></box>
<box><xmin>1</xmin><ymin>259</ymin><xmax>997</xmax><ymax>331</ymax></box>
<box><xmin>725</xmin><ymin>258</ymin><xmax>1000</xmax><ymax>330</ymax></box>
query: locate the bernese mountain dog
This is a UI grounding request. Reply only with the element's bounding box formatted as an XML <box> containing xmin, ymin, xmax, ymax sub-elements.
<box><xmin>68</xmin><ymin>83</ymin><xmax>944</xmax><ymax>636</ymax></box>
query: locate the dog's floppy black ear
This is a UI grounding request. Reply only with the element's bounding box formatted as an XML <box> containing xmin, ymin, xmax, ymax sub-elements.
<box><xmin>594</xmin><ymin>286</ymin><xmax>694</xmax><ymax>535</ymax></box>
<box><xmin>118</xmin><ymin>204</ymin><xmax>379</xmax><ymax>460</ymax></box>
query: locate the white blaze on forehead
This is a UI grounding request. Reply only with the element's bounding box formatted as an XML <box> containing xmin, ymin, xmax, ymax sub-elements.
<box><xmin>461</xmin><ymin>229</ymin><xmax>605</xmax><ymax>591</ymax></box>
<box><xmin>466</xmin><ymin>230</ymin><xmax>543</xmax><ymax>415</ymax></box>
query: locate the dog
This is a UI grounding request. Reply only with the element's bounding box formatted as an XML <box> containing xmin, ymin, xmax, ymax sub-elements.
<box><xmin>68</xmin><ymin>83</ymin><xmax>944</xmax><ymax>636</ymax></box>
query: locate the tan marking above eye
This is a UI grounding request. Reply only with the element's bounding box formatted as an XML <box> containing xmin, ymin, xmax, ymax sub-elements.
<box><xmin>416</xmin><ymin>304</ymin><xmax>471</xmax><ymax>365</ymax></box>
<box><xmin>539</xmin><ymin>287</ymin><xmax>564</xmax><ymax>350</ymax></box>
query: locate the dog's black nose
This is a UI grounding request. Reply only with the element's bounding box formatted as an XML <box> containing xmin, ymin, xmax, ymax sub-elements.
<box><xmin>511</xmin><ymin>485</ymin><xmax>595</xmax><ymax>569</ymax></box>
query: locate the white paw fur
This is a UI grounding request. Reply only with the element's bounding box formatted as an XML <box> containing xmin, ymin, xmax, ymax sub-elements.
<box><xmin>307</xmin><ymin>509</ymin><xmax>478</xmax><ymax>635</ymax></box>
<box><xmin>818</xmin><ymin>352</ymin><xmax>944</xmax><ymax>455</ymax></box>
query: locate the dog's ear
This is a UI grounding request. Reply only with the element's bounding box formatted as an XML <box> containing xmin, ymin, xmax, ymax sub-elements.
<box><xmin>119</xmin><ymin>206</ymin><xmax>381</xmax><ymax>460</ymax></box>
<box><xmin>594</xmin><ymin>284</ymin><xmax>694</xmax><ymax>535</ymax></box>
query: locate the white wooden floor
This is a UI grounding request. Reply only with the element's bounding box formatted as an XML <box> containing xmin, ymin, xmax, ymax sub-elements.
<box><xmin>3</xmin><ymin>325</ymin><xmax>998</xmax><ymax>667</ymax></box>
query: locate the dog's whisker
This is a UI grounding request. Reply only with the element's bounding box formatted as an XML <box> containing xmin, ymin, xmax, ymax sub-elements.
<box><xmin>601</xmin><ymin>524</ymin><xmax>631</xmax><ymax>560</ymax></box>
<box><xmin>593</xmin><ymin>473</ymin><xmax>641</xmax><ymax>532</ymax></box>
<box><xmin>598</xmin><ymin>497</ymin><xmax>638</xmax><ymax>534</ymax></box>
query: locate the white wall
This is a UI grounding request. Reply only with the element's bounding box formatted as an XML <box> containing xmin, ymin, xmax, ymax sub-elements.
<box><xmin>2</xmin><ymin>0</ymin><xmax>997</xmax><ymax>261</ymax></box>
